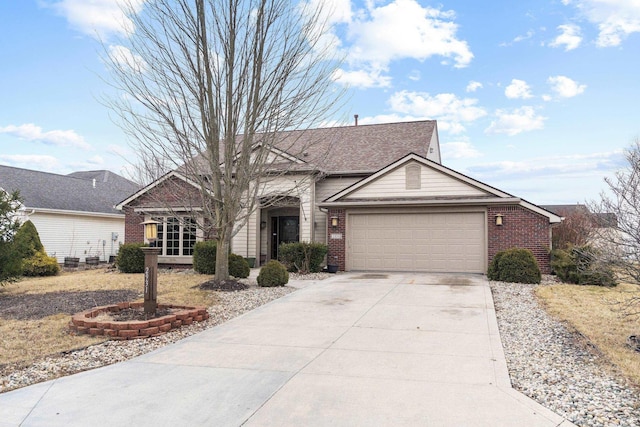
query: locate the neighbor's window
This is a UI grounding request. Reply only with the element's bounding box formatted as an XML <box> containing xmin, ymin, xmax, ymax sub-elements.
<box><xmin>406</xmin><ymin>164</ymin><xmax>421</xmax><ymax>190</ymax></box>
<box><xmin>154</xmin><ymin>216</ymin><xmax>197</xmax><ymax>257</ymax></box>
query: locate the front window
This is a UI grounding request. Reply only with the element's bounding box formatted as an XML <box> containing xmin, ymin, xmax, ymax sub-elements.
<box><xmin>153</xmin><ymin>216</ymin><xmax>197</xmax><ymax>256</ymax></box>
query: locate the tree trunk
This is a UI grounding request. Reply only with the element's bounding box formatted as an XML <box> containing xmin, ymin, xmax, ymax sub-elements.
<box><xmin>215</xmin><ymin>235</ymin><xmax>230</xmax><ymax>281</ymax></box>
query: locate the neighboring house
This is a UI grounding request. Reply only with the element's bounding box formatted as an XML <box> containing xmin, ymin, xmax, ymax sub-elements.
<box><xmin>117</xmin><ymin>121</ymin><xmax>562</xmax><ymax>273</ymax></box>
<box><xmin>542</xmin><ymin>204</ymin><xmax>617</xmax><ymax>228</ymax></box>
<box><xmin>0</xmin><ymin>166</ymin><xmax>140</xmax><ymax>263</ymax></box>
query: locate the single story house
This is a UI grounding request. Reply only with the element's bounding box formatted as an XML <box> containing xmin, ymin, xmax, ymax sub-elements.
<box><xmin>117</xmin><ymin>120</ymin><xmax>561</xmax><ymax>273</ymax></box>
<box><xmin>0</xmin><ymin>166</ymin><xmax>140</xmax><ymax>263</ymax></box>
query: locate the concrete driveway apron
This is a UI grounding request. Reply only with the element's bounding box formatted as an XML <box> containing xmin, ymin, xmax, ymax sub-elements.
<box><xmin>0</xmin><ymin>273</ymin><xmax>574</xmax><ymax>427</ymax></box>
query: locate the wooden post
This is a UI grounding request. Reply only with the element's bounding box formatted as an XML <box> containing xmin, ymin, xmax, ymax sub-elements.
<box><xmin>141</xmin><ymin>247</ymin><xmax>162</xmax><ymax>316</ymax></box>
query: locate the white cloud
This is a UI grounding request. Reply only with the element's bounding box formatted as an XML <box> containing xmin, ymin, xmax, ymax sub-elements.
<box><xmin>547</xmin><ymin>75</ymin><xmax>586</xmax><ymax>98</ymax></box>
<box><xmin>441</xmin><ymin>140</ymin><xmax>482</xmax><ymax>159</ymax></box>
<box><xmin>505</xmin><ymin>79</ymin><xmax>533</xmax><ymax>99</ymax></box>
<box><xmin>469</xmin><ymin>150</ymin><xmax>622</xmax><ymax>180</ymax></box>
<box><xmin>108</xmin><ymin>45</ymin><xmax>147</xmax><ymax>73</ymax></box>
<box><xmin>485</xmin><ymin>106</ymin><xmax>546</xmax><ymax>136</ymax></box>
<box><xmin>334</xmin><ymin>0</ymin><xmax>472</xmax><ymax>86</ymax></box>
<box><xmin>47</xmin><ymin>0</ymin><xmax>146</xmax><ymax>39</ymax></box>
<box><xmin>388</xmin><ymin>91</ymin><xmax>487</xmax><ymax>134</ymax></box>
<box><xmin>500</xmin><ymin>30</ymin><xmax>535</xmax><ymax>47</ymax></box>
<box><xmin>0</xmin><ymin>123</ymin><xmax>92</xmax><ymax>150</ymax></box>
<box><xmin>550</xmin><ymin>24</ymin><xmax>583</xmax><ymax>50</ymax></box>
<box><xmin>568</xmin><ymin>0</ymin><xmax>640</xmax><ymax>47</ymax></box>
<box><xmin>408</xmin><ymin>70</ymin><xmax>421</xmax><ymax>81</ymax></box>
<box><xmin>0</xmin><ymin>155</ymin><xmax>60</xmax><ymax>171</ymax></box>
<box><xmin>332</xmin><ymin>68</ymin><xmax>391</xmax><ymax>88</ymax></box>
<box><xmin>466</xmin><ymin>81</ymin><xmax>483</xmax><ymax>92</ymax></box>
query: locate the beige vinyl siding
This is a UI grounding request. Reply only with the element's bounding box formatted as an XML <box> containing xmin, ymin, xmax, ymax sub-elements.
<box><xmin>344</xmin><ymin>162</ymin><xmax>488</xmax><ymax>199</ymax></box>
<box><xmin>347</xmin><ymin>209</ymin><xmax>486</xmax><ymax>273</ymax></box>
<box><xmin>28</xmin><ymin>212</ymin><xmax>124</xmax><ymax>263</ymax></box>
<box><xmin>314</xmin><ymin>176</ymin><xmax>362</xmax><ymax>244</ymax></box>
<box><xmin>231</xmin><ymin>209</ymin><xmax>258</xmax><ymax>259</ymax></box>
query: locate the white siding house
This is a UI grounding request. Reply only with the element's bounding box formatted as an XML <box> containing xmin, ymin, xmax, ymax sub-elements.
<box><xmin>0</xmin><ymin>166</ymin><xmax>139</xmax><ymax>263</ymax></box>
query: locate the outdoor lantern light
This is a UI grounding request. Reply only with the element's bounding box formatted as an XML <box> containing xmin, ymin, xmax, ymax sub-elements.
<box><xmin>141</xmin><ymin>219</ymin><xmax>160</xmax><ymax>242</ymax></box>
<box><xmin>495</xmin><ymin>214</ymin><xmax>504</xmax><ymax>226</ymax></box>
<box><xmin>331</xmin><ymin>216</ymin><xmax>339</xmax><ymax>228</ymax></box>
<box><xmin>140</xmin><ymin>219</ymin><xmax>161</xmax><ymax>316</ymax></box>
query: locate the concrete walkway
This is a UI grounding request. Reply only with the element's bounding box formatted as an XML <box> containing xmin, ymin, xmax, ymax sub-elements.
<box><xmin>0</xmin><ymin>273</ymin><xmax>574</xmax><ymax>426</ymax></box>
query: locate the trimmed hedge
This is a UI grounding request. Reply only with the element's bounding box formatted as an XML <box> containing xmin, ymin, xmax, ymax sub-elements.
<box><xmin>22</xmin><ymin>251</ymin><xmax>59</xmax><ymax>277</ymax></box>
<box><xmin>257</xmin><ymin>260</ymin><xmax>289</xmax><ymax>287</ymax></box>
<box><xmin>551</xmin><ymin>245</ymin><xmax>616</xmax><ymax>287</ymax></box>
<box><xmin>278</xmin><ymin>242</ymin><xmax>328</xmax><ymax>273</ymax></box>
<box><xmin>116</xmin><ymin>243</ymin><xmax>147</xmax><ymax>273</ymax></box>
<box><xmin>229</xmin><ymin>253</ymin><xmax>250</xmax><ymax>278</ymax></box>
<box><xmin>488</xmin><ymin>248</ymin><xmax>541</xmax><ymax>284</ymax></box>
<box><xmin>193</xmin><ymin>241</ymin><xmax>217</xmax><ymax>274</ymax></box>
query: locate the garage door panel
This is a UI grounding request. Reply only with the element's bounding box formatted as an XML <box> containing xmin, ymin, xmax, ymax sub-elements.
<box><xmin>348</xmin><ymin>212</ymin><xmax>485</xmax><ymax>273</ymax></box>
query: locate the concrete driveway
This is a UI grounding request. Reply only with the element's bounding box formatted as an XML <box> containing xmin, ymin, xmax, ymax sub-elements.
<box><xmin>0</xmin><ymin>273</ymin><xmax>574</xmax><ymax>426</ymax></box>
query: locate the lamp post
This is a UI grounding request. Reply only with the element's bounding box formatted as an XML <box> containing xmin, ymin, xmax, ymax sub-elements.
<box><xmin>141</xmin><ymin>219</ymin><xmax>161</xmax><ymax>316</ymax></box>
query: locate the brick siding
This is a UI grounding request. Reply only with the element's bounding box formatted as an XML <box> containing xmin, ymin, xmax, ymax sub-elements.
<box><xmin>326</xmin><ymin>208</ymin><xmax>346</xmax><ymax>271</ymax></box>
<box><xmin>487</xmin><ymin>205</ymin><xmax>552</xmax><ymax>274</ymax></box>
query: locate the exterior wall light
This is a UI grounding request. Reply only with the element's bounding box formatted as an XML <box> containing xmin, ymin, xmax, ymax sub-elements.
<box><xmin>495</xmin><ymin>214</ymin><xmax>504</xmax><ymax>226</ymax></box>
<box><xmin>331</xmin><ymin>216</ymin><xmax>339</xmax><ymax>228</ymax></box>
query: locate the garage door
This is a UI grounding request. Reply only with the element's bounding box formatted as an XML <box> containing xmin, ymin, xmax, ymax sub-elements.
<box><xmin>348</xmin><ymin>212</ymin><xmax>486</xmax><ymax>273</ymax></box>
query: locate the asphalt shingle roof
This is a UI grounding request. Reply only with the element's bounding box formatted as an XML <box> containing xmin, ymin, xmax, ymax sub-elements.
<box><xmin>185</xmin><ymin>120</ymin><xmax>437</xmax><ymax>175</ymax></box>
<box><xmin>0</xmin><ymin>165</ymin><xmax>140</xmax><ymax>215</ymax></box>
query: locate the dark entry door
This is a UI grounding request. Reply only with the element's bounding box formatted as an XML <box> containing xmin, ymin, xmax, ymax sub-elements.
<box><xmin>271</xmin><ymin>216</ymin><xmax>299</xmax><ymax>260</ymax></box>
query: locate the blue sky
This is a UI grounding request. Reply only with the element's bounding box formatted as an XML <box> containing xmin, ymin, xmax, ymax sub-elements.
<box><xmin>1</xmin><ymin>0</ymin><xmax>639</xmax><ymax>205</ymax></box>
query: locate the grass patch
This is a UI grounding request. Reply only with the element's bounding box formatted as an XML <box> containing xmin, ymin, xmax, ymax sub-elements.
<box><xmin>535</xmin><ymin>281</ymin><xmax>640</xmax><ymax>387</ymax></box>
<box><xmin>0</xmin><ymin>269</ymin><xmax>216</xmax><ymax>366</ymax></box>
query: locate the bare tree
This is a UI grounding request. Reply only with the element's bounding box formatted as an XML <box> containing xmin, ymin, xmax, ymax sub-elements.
<box><xmin>105</xmin><ymin>0</ymin><xmax>344</xmax><ymax>280</ymax></box>
<box><xmin>551</xmin><ymin>205</ymin><xmax>594</xmax><ymax>250</ymax></box>
<box><xmin>590</xmin><ymin>140</ymin><xmax>640</xmax><ymax>315</ymax></box>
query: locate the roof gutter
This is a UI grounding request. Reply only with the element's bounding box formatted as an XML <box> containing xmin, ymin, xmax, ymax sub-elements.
<box><xmin>24</xmin><ymin>207</ymin><xmax>124</xmax><ymax>219</ymax></box>
<box><xmin>318</xmin><ymin>197</ymin><xmax>522</xmax><ymax>208</ymax></box>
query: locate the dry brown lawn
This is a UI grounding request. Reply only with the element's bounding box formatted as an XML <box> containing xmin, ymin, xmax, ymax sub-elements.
<box><xmin>0</xmin><ymin>268</ymin><xmax>216</xmax><ymax>367</ymax></box>
<box><xmin>536</xmin><ymin>281</ymin><xmax>640</xmax><ymax>386</ymax></box>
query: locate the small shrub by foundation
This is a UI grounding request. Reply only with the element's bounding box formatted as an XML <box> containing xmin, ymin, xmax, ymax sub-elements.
<box><xmin>257</xmin><ymin>260</ymin><xmax>289</xmax><ymax>287</ymax></box>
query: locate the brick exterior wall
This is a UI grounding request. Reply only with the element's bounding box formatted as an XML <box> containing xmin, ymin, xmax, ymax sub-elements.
<box><xmin>326</xmin><ymin>208</ymin><xmax>346</xmax><ymax>271</ymax></box>
<box><xmin>123</xmin><ymin>176</ymin><xmax>203</xmax><ymax>244</ymax></box>
<box><xmin>487</xmin><ymin>205</ymin><xmax>552</xmax><ymax>274</ymax></box>
<box><xmin>124</xmin><ymin>206</ymin><xmax>145</xmax><ymax>243</ymax></box>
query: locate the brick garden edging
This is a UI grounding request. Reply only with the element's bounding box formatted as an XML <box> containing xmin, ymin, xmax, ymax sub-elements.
<box><xmin>69</xmin><ymin>302</ymin><xmax>209</xmax><ymax>340</ymax></box>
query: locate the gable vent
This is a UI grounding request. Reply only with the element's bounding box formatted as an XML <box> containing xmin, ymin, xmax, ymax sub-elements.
<box><xmin>405</xmin><ymin>164</ymin><xmax>421</xmax><ymax>190</ymax></box>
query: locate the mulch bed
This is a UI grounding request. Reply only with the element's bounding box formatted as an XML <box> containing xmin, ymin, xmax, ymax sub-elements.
<box><xmin>0</xmin><ymin>290</ymin><xmax>140</xmax><ymax>320</ymax></box>
<box><xmin>101</xmin><ymin>307</ymin><xmax>174</xmax><ymax>322</ymax></box>
<box><xmin>197</xmin><ymin>279</ymin><xmax>249</xmax><ymax>292</ymax></box>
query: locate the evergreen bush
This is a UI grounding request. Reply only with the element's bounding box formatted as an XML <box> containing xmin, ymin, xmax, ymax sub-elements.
<box><xmin>13</xmin><ymin>220</ymin><xmax>44</xmax><ymax>260</ymax></box>
<box><xmin>551</xmin><ymin>245</ymin><xmax>616</xmax><ymax>287</ymax></box>
<box><xmin>22</xmin><ymin>251</ymin><xmax>60</xmax><ymax>276</ymax></box>
<box><xmin>193</xmin><ymin>241</ymin><xmax>217</xmax><ymax>274</ymax></box>
<box><xmin>488</xmin><ymin>248</ymin><xmax>541</xmax><ymax>284</ymax></box>
<box><xmin>116</xmin><ymin>243</ymin><xmax>147</xmax><ymax>273</ymax></box>
<box><xmin>278</xmin><ymin>242</ymin><xmax>328</xmax><ymax>273</ymax></box>
<box><xmin>257</xmin><ymin>260</ymin><xmax>289</xmax><ymax>287</ymax></box>
<box><xmin>229</xmin><ymin>253</ymin><xmax>250</xmax><ymax>278</ymax></box>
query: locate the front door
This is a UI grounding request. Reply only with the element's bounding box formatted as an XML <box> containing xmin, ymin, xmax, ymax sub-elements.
<box><xmin>271</xmin><ymin>216</ymin><xmax>299</xmax><ymax>260</ymax></box>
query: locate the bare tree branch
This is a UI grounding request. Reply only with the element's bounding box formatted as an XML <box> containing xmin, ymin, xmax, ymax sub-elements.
<box><xmin>104</xmin><ymin>0</ymin><xmax>345</xmax><ymax>280</ymax></box>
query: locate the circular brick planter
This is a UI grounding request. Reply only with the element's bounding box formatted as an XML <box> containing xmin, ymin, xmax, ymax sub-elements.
<box><xmin>69</xmin><ymin>302</ymin><xmax>209</xmax><ymax>340</ymax></box>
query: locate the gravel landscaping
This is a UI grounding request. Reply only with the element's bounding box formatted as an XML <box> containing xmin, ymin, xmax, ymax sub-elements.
<box><xmin>491</xmin><ymin>278</ymin><xmax>640</xmax><ymax>427</ymax></box>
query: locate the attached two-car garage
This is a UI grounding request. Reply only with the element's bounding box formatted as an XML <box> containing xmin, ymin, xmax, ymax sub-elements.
<box><xmin>347</xmin><ymin>210</ymin><xmax>486</xmax><ymax>273</ymax></box>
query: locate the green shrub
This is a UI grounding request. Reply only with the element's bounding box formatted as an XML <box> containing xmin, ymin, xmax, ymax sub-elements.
<box><xmin>257</xmin><ymin>260</ymin><xmax>289</xmax><ymax>287</ymax></box>
<box><xmin>487</xmin><ymin>250</ymin><xmax>505</xmax><ymax>281</ymax></box>
<box><xmin>22</xmin><ymin>251</ymin><xmax>60</xmax><ymax>276</ymax></box>
<box><xmin>551</xmin><ymin>245</ymin><xmax>616</xmax><ymax>287</ymax></box>
<box><xmin>488</xmin><ymin>248</ymin><xmax>541</xmax><ymax>284</ymax></box>
<box><xmin>278</xmin><ymin>242</ymin><xmax>328</xmax><ymax>273</ymax></box>
<box><xmin>229</xmin><ymin>253</ymin><xmax>250</xmax><ymax>278</ymax></box>
<box><xmin>116</xmin><ymin>243</ymin><xmax>147</xmax><ymax>273</ymax></box>
<box><xmin>193</xmin><ymin>241</ymin><xmax>217</xmax><ymax>274</ymax></box>
<box><xmin>13</xmin><ymin>220</ymin><xmax>44</xmax><ymax>260</ymax></box>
